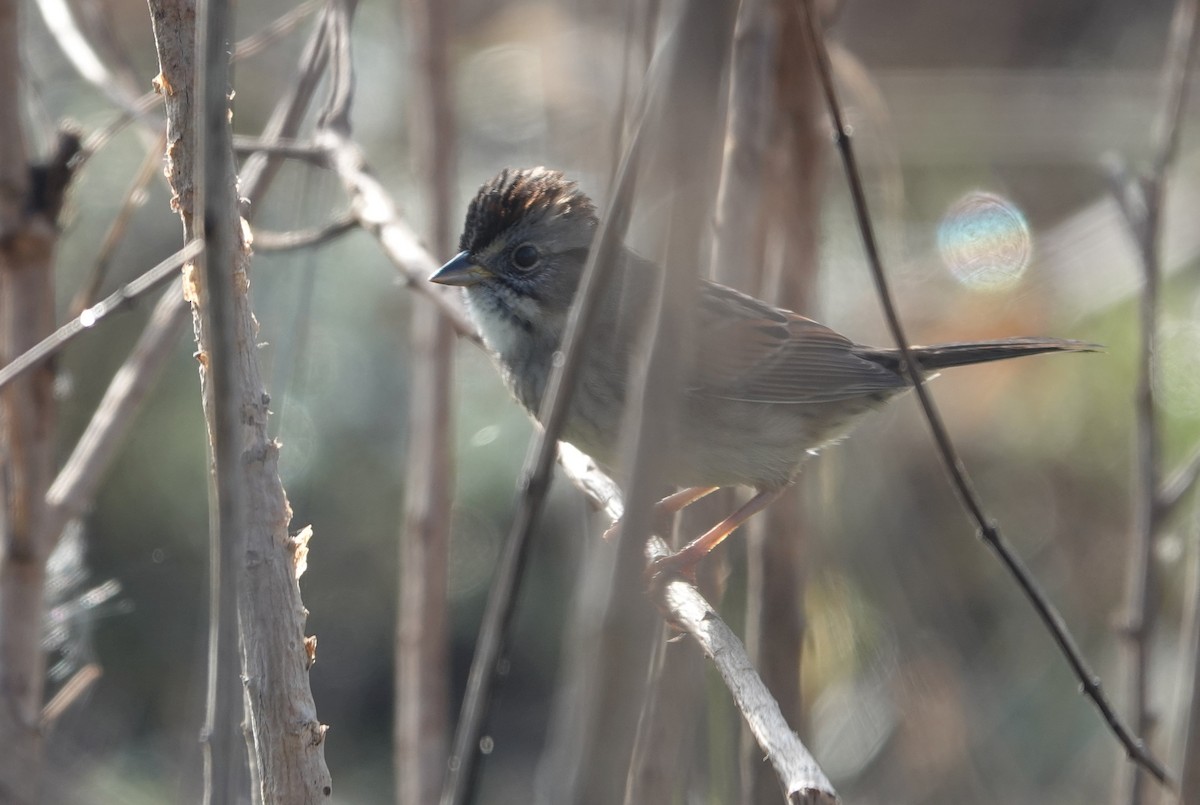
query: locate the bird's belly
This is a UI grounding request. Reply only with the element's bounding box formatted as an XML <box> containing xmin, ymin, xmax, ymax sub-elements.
<box><xmin>677</xmin><ymin>396</ymin><xmax>886</xmax><ymax>487</ymax></box>
<box><xmin>560</xmin><ymin>378</ymin><xmax>893</xmax><ymax>490</ymax></box>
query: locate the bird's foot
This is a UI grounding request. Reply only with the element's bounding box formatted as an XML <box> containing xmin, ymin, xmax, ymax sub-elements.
<box><xmin>643</xmin><ymin>547</ymin><xmax>702</xmax><ymax>591</ymax></box>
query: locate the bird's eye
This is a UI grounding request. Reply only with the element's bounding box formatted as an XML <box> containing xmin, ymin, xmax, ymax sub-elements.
<box><xmin>512</xmin><ymin>243</ymin><xmax>540</xmax><ymax>271</ymax></box>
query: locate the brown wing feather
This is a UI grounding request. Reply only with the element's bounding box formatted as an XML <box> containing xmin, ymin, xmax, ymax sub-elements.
<box><xmin>692</xmin><ymin>281</ymin><xmax>907</xmax><ymax>404</ymax></box>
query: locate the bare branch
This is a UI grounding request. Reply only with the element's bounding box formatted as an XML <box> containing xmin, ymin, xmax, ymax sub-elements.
<box><xmin>319</xmin><ymin>132</ymin><xmax>480</xmax><ymax>344</ymax></box>
<box><xmin>0</xmin><ymin>242</ymin><xmax>201</xmax><ymax>394</ymax></box>
<box><xmin>196</xmin><ymin>0</ymin><xmax>246</xmax><ymax>794</ymax></box>
<box><xmin>1177</xmin><ymin>526</ymin><xmax>1200</xmax><ymax>803</ymax></box>
<box><xmin>232</xmin><ymin>0</ymin><xmax>322</xmax><ymax>61</ymax></box>
<box><xmin>42</xmin><ymin>288</ymin><xmax>189</xmax><ymax>548</ymax></box>
<box><xmin>1116</xmin><ymin>0</ymin><xmax>1200</xmax><ymax>802</ymax></box>
<box><xmin>40</xmin><ymin>663</ymin><xmax>102</xmax><ymax>731</ymax></box>
<box><xmin>251</xmin><ymin>215</ymin><xmax>355</xmax><ymax>253</ymax></box>
<box><xmin>1109</xmin><ymin>1</ymin><xmax>1200</xmax><ymax>802</ymax></box>
<box><xmin>646</xmin><ymin>537</ymin><xmax>839</xmax><ymax>804</ymax></box>
<box><xmin>232</xmin><ymin>135</ymin><xmax>329</xmax><ymax>165</ymax></box>
<box><xmin>0</xmin><ymin>69</ymin><xmax>81</xmax><ymax>801</ymax></box>
<box><xmin>395</xmin><ymin>0</ymin><xmax>456</xmax><ymax>802</ymax></box>
<box><xmin>43</xmin><ymin>0</ymin><xmax>335</xmax><ymax>561</ymax></box>
<box><xmin>68</xmin><ymin>133</ymin><xmax>168</xmax><ymax>317</ymax></box>
<box><xmin>150</xmin><ymin>0</ymin><xmax>333</xmax><ymax>800</ymax></box>
<box><xmin>796</xmin><ymin>0</ymin><xmax>1173</xmax><ymax>790</ymax></box>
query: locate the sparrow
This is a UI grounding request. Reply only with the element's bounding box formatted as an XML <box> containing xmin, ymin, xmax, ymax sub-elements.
<box><xmin>430</xmin><ymin>167</ymin><xmax>1096</xmax><ymax>576</ymax></box>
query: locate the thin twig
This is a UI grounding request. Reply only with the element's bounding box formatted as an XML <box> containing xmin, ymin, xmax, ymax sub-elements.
<box><xmin>79</xmin><ymin>0</ymin><xmax>324</xmax><ymax>164</ymax></box>
<box><xmin>252</xmin><ymin>214</ymin><xmax>355</xmax><ymax>253</ymax></box>
<box><xmin>796</xmin><ymin>0</ymin><xmax>1173</xmax><ymax>789</ymax></box>
<box><xmin>195</xmin><ymin>0</ymin><xmax>246</xmax><ymax>796</ymax></box>
<box><xmin>395</xmin><ymin>0</ymin><xmax>456</xmax><ymax>801</ymax></box>
<box><xmin>40</xmin><ymin>663</ymin><xmax>102</xmax><ymax>730</ymax></box>
<box><xmin>0</xmin><ymin>242</ymin><xmax>201</xmax><ymax>393</ymax></box>
<box><xmin>619</xmin><ymin>5</ymin><xmax>736</xmax><ymax>804</ymax></box>
<box><xmin>69</xmin><ymin>132</ymin><xmax>168</xmax><ymax>317</ymax></box>
<box><xmin>232</xmin><ymin>135</ymin><xmax>329</xmax><ymax>165</ymax></box>
<box><xmin>41</xmin><ymin>288</ymin><xmax>188</xmax><ymax>549</ymax></box>
<box><xmin>231</xmin><ymin>0</ymin><xmax>321</xmax><ymax>61</ymax></box>
<box><xmin>1111</xmin><ymin>2</ymin><xmax>1200</xmax><ymax>802</ymax></box>
<box><xmin>1177</xmin><ymin>522</ymin><xmax>1200</xmax><ymax>802</ymax></box>
<box><xmin>34</xmin><ymin>0</ymin><xmax>158</xmax><ymax>127</ymax></box>
<box><xmin>1114</xmin><ymin>1</ymin><xmax>1200</xmax><ymax>803</ymax></box>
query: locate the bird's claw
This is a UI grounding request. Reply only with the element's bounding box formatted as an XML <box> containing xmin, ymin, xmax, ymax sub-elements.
<box><xmin>644</xmin><ymin>551</ymin><xmax>699</xmax><ymax>592</ymax></box>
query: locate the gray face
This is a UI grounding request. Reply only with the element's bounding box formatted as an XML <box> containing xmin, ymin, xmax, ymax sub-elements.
<box><xmin>431</xmin><ymin>168</ymin><xmax>599</xmax><ymax>346</ymax></box>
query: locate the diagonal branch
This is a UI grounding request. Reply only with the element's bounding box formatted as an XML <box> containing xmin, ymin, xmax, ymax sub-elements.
<box><xmin>646</xmin><ymin>536</ymin><xmax>838</xmax><ymax>804</ymax></box>
<box><xmin>796</xmin><ymin>0</ymin><xmax>1173</xmax><ymax>790</ymax></box>
<box><xmin>68</xmin><ymin>132</ymin><xmax>168</xmax><ymax>317</ymax></box>
<box><xmin>318</xmin><ymin>132</ymin><xmax>480</xmax><ymax>343</ymax></box>
<box><xmin>0</xmin><ymin>242</ymin><xmax>201</xmax><ymax>395</ymax></box>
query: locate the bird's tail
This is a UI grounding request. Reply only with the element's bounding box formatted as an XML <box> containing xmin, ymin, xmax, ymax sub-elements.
<box><xmin>864</xmin><ymin>337</ymin><xmax>1101</xmax><ymax>374</ymax></box>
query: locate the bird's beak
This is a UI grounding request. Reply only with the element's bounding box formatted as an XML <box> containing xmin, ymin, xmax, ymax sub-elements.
<box><xmin>430</xmin><ymin>251</ymin><xmax>490</xmax><ymax>286</ymax></box>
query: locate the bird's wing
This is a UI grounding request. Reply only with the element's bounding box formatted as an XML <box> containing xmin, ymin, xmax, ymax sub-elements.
<box><xmin>690</xmin><ymin>281</ymin><xmax>908</xmax><ymax>404</ymax></box>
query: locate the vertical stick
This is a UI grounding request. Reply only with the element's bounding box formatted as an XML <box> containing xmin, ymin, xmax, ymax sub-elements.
<box><xmin>0</xmin><ymin>3</ymin><xmax>77</xmax><ymax>798</ymax></box>
<box><xmin>1119</xmin><ymin>1</ymin><xmax>1199</xmax><ymax>802</ymax></box>
<box><xmin>742</xmin><ymin>4</ymin><xmax>825</xmax><ymax>802</ymax></box>
<box><xmin>196</xmin><ymin>0</ymin><xmax>245</xmax><ymax>798</ymax></box>
<box><xmin>396</xmin><ymin>0</ymin><xmax>455</xmax><ymax>802</ymax></box>
<box><xmin>150</xmin><ymin>0</ymin><xmax>333</xmax><ymax>799</ymax></box>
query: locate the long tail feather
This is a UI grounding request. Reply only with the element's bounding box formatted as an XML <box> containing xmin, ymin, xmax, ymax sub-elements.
<box><xmin>862</xmin><ymin>338</ymin><xmax>1101</xmax><ymax>374</ymax></box>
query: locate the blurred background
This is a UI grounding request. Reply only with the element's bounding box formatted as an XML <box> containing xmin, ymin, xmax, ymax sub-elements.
<box><xmin>17</xmin><ymin>0</ymin><xmax>1200</xmax><ymax>801</ymax></box>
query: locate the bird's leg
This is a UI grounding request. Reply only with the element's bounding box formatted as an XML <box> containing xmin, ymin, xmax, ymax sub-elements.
<box><xmin>602</xmin><ymin>486</ymin><xmax>720</xmax><ymax>541</ymax></box>
<box><xmin>646</xmin><ymin>487</ymin><xmax>786</xmax><ymax>584</ymax></box>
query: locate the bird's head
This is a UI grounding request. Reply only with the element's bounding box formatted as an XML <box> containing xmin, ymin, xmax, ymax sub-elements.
<box><xmin>431</xmin><ymin>167</ymin><xmax>598</xmax><ymax>332</ymax></box>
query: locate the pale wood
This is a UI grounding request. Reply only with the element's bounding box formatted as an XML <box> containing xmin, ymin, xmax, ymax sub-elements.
<box><xmin>647</xmin><ymin>537</ymin><xmax>839</xmax><ymax>804</ymax></box>
<box><xmin>395</xmin><ymin>1</ymin><xmax>456</xmax><ymax>800</ymax></box>
<box><xmin>148</xmin><ymin>0</ymin><xmax>332</xmax><ymax>799</ymax></box>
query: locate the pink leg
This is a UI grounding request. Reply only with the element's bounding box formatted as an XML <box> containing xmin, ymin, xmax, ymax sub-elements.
<box><xmin>647</xmin><ymin>487</ymin><xmax>786</xmax><ymax>583</ymax></box>
<box><xmin>602</xmin><ymin>486</ymin><xmax>720</xmax><ymax>541</ymax></box>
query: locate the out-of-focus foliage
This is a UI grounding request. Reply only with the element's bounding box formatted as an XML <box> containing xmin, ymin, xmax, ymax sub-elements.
<box><xmin>24</xmin><ymin>0</ymin><xmax>1199</xmax><ymax>802</ymax></box>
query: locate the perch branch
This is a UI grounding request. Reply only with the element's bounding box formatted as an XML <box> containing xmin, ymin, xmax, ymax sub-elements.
<box><xmin>647</xmin><ymin>537</ymin><xmax>838</xmax><ymax>803</ymax></box>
